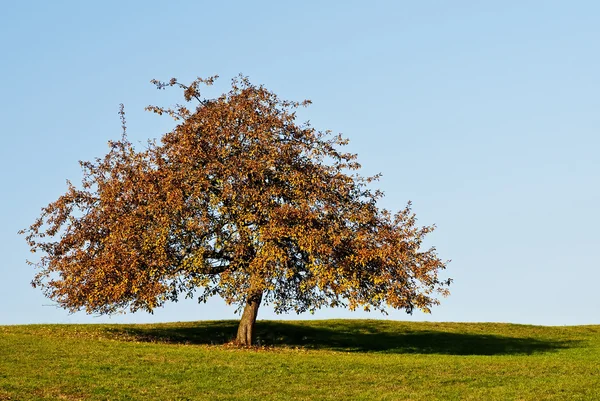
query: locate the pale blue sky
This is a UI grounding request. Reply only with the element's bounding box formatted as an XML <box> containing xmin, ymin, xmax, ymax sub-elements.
<box><xmin>1</xmin><ymin>1</ymin><xmax>598</xmax><ymax>325</ymax></box>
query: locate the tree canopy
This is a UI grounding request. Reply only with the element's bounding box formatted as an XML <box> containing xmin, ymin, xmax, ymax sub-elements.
<box><xmin>21</xmin><ymin>75</ymin><xmax>451</xmax><ymax>345</ymax></box>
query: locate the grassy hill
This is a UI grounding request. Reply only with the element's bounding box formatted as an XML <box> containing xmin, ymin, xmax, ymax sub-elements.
<box><xmin>1</xmin><ymin>319</ymin><xmax>599</xmax><ymax>400</ymax></box>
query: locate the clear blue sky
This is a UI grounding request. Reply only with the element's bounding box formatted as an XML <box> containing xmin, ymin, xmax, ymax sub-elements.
<box><xmin>2</xmin><ymin>1</ymin><xmax>599</xmax><ymax>326</ymax></box>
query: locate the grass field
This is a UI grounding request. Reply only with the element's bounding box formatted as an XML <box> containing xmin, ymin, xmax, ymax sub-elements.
<box><xmin>1</xmin><ymin>319</ymin><xmax>599</xmax><ymax>400</ymax></box>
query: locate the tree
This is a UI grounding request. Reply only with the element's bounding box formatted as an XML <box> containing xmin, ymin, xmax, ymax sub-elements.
<box><xmin>21</xmin><ymin>75</ymin><xmax>451</xmax><ymax>346</ymax></box>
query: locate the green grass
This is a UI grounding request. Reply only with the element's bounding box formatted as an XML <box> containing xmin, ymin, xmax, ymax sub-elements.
<box><xmin>1</xmin><ymin>319</ymin><xmax>599</xmax><ymax>400</ymax></box>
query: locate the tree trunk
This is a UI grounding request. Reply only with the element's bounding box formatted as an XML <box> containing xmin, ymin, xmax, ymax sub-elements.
<box><xmin>235</xmin><ymin>291</ymin><xmax>263</xmax><ymax>346</ymax></box>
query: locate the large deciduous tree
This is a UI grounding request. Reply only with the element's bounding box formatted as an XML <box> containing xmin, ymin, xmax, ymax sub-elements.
<box><xmin>21</xmin><ymin>75</ymin><xmax>451</xmax><ymax>345</ymax></box>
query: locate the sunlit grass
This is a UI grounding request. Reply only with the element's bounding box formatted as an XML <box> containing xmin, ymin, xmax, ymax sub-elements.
<box><xmin>1</xmin><ymin>319</ymin><xmax>599</xmax><ymax>400</ymax></box>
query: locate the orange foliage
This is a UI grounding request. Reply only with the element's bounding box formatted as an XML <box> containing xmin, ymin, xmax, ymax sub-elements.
<box><xmin>21</xmin><ymin>75</ymin><xmax>451</xmax><ymax>318</ymax></box>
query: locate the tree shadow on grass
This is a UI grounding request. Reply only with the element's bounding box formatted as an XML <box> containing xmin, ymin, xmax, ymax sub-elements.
<box><xmin>104</xmin><ymin>320</ymin><xmax>577</xmax><ymax>356</ymax></box>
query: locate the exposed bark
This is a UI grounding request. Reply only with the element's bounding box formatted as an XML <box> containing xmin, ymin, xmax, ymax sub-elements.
<box><xmin>235</xmin><ymin>291</ymin><xmax>263</xmax><ymax>346</ymax></box>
